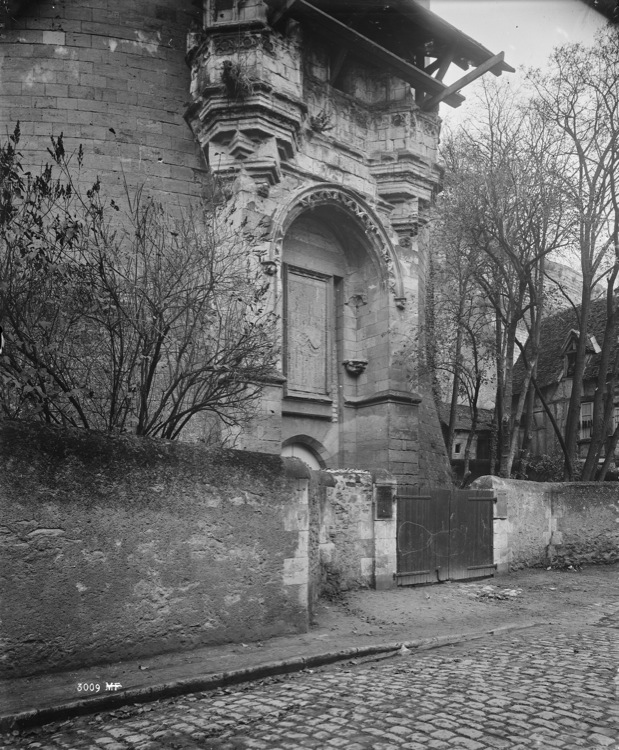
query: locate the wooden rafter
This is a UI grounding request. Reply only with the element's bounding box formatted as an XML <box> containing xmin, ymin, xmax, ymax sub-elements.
<box><xmin>419</xmin><ymin>52</ymin><xmax>506</xmax><ymax>111</ymax></box>
<box><xmin>434</xmin><ymin>49</ymin><xmax>456</xmax><ymax>82</ymax></box>
<box><xmin>273</xmin><ymin>0</ymin><xmax>465</xmax><ymax>107</ymax></box>
<box><xmin>424</xmin><ymin>59</ymin><xmax>442</xmax><ymax>76</ymax></box>
<box><xmin>390</xmin><ymin>0</ymin><xmax>515</xmax><ymax>75</ymax></box>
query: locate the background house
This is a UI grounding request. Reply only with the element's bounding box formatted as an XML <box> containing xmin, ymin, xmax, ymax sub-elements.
<box><xmin>513</xmin><ymin>295</ymin><xmax>619</xmax><ymax>469</ymax></box>
<box><xmin>439</xmin><ymin>403</ymin><xmax>493</xmax><ymax>483</ymax></box>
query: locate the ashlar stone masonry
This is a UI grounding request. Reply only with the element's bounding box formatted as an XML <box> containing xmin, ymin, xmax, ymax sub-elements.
<box><xmin>185</xmin><ymin>0</ymin><xmax>512</xmax><ymax>483</ymax></box>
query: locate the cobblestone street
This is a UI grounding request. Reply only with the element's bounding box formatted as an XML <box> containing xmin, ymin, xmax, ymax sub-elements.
<box><xmin>4</xmin><ymin>618</ymin><xmax>619</xmax><ymax>750</ymax></box>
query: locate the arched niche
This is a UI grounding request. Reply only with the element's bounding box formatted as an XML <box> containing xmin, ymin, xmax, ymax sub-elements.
<box><xmin>281</xmin><ymin>209</ymin><xmax>384</xmax><ymax>403</ymax></box>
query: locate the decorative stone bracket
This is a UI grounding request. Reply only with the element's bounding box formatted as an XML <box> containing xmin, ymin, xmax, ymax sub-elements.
<box><xmin>343</xmin><ymin>359</ymin><xmax>368</xmax><ymax>376</ymax></box>
<box><xmin>261</xmin><ymin>259</ymin><xmax>278</xmax><ymax>275</ymax></box>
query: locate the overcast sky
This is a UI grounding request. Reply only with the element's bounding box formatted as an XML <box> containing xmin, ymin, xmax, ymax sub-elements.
<box><xmin>430</xmin><ymin>0</ymin><xmax>608</xmax><ymax>126</ymax></box>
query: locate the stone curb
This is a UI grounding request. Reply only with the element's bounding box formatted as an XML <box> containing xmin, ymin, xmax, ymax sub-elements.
<box><xmin>0</xmin><ymin>621</ymin><xmax>540</xmax><ymax>733</ymax></box>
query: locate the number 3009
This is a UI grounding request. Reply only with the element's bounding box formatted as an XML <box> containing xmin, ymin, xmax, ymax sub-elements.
<box><xmin>77</xmin><ymin>683</ymin><xmax>101</xmax><ymax>692</ymax></box>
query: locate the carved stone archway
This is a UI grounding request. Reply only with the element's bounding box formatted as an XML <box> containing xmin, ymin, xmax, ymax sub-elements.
<box><xmin>267</xmin><ymin>184</ymin><xmax>405</xmax><ymax>303</ymax></box>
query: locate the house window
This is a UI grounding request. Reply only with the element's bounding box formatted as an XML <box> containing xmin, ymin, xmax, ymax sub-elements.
<box><xmin>613</xmin><ymin>405</ymin><xmax>619</xmax><ymax>433</ymax></box>
<box><xmin>580</xmin><ymin>402</ymin><xmax>593</xmax><ymax>440</ymax></box>
<box><xmin>453</xmin><ymin>442</ymin><xmax>462</xmax><ymax>456</ymax></box>
<box><xmin>565</xmin><ymin>351</ymin><xmax>577</xmax><ymax>377</ymax></box>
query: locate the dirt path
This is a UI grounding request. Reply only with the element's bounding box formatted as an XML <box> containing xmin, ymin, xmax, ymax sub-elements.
<box><xmin>309</xmin><ymin>563</ymin><xmax>619</xmax><ymax>644</ymax></box>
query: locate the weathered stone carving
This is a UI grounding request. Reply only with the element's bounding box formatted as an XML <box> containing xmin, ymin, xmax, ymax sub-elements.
<box><xmin>308</xmin><ymin>109</ymin><xmax>334</xmax><ymax>133</ymax></box>
<box><xmin>260</xmin><ymin>259</ymin><xmax>277</xmax><ymax>275</ymax></box>
<box><xmin>268</xmin><ymin>185</ymin><xmax>405</xmax><ymax>302</ymax></box>
<box><xmin>214</xmin><ymin>31</ymin><xmax>274</xmax><ymax>55</ymax></box>
<box><xmin>346</xmin><ymin>294</ymin><xmax>367</xmax><ymax>308</ymax></box>
<box><xmin>298</xmin><ymin>189</ymin><xmax>380</xmax><ymax>242</ymax></box>
<box><xmin>343</xmin><ymin>359</ymin><xmax>368</xmax><ymax>376</ymax></box>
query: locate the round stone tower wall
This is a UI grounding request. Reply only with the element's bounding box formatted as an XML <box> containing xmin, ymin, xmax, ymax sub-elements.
<box><xmin>0</xmin><ymin>0</ymin><xmax>205</xmax><ymax>205</ymax></box>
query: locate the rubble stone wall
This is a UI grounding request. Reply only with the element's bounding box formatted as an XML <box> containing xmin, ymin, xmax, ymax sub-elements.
<box><xmin>474</xmin><ymin>476</ymin><xmax>619</xmax><ymax>572</ymax></box>
<box><xmin>0</xmin><ymin>421</ymin><xmax>309</xmax><ymax>679</ymax></box>
<box><xmin>317</xmin><ymin>470</ymin><xmax>375</xmax><ymax>594</ymax></box>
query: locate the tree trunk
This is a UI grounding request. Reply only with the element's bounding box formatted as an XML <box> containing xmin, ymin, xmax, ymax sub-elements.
<box><xmin>562</xmin><ymin>277</ymin><xmax>592</xmax><ymax>479</ymax></box>
<box><xmin>582</xmin><ymin>265</ymin><xmax>619</xmax><ymax>479</ymax></box>
<box><xmin>446</xmin><ymin>323</ymin><xmax>464</xmax><ymax>455</ymax></box>
<box><xmin>499</xmin><ymin>316</ymin><xmax>519</xmax><ymax>477</ymax></box>
<box><xmin>493</xmin><ymin>315</ymin><xmax>504</xmax><ymax>476</ymax></box>
<box><xmin>461</xmin><ymin>374</ymin><xmax>481</xmax><ymax>488</ymax></box>
<box><xmin>597</xmin><ymin>422</ymin><xmax>619</xmax><ymax>480</ymax></box>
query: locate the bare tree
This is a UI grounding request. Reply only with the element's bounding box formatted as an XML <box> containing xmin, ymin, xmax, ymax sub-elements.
<box><xmin>440</xmin><ymin>81</ymin><xmax>568</xmax><ymax>477</ymax></box>
<box><xmin>530</xmin><ymin>28</ymin><xmax>619</xmax><ymax>480</ymax></box>
<box><xmin>0</xmin><ymin>127</ymin><xmax>278</xmax><ymax>440</ymax></box>
<box><xmin>426</xmin><ymin>200</ymin><xmax>494</xmax><ymax>474</ymax></box>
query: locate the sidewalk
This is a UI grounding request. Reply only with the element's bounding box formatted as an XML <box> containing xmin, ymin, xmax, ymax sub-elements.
<box><xmin>2</xmin><ymin>564</ymin><xmax>618</xmax><ymax>731</ymax></box>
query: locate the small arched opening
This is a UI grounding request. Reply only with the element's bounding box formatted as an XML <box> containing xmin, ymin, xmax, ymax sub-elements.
<box><xmin>281</xmin><ymin>438</ymin><xmax>325</xmax><ymax>470</ymax></box>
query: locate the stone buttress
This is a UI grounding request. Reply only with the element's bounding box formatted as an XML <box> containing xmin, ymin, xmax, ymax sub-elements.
<box><xmin>184</xmin><ymin>1</ymin><xmax>455</xmax><ymax>484</ymax></box>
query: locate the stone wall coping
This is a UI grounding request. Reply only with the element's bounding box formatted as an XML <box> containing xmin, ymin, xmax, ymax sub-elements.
<box><xmin>368</xmin><ymin>468</ymin><xmax>397</xmax><ymax>485</ymax></box>
<box><xmin>282</xmin><ymin>457</ymin><xmax>312</xmax><ymax>479</ymax></box>
<box><xmin>472</xmin><ymin>476</ymin><xmax>619</xmax><ymax>491</ymax></box>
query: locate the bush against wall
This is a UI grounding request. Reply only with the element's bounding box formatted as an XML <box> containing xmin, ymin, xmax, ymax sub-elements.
<box><xmin>0</xmin><ymin>126</ymin><xmax>278</xmax><ymax>440</ymax></box>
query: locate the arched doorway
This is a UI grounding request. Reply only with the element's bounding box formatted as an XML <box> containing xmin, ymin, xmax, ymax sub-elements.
<box><xmin>281</xmin><ymin>442</ymin><xmax>324</xmax><ymax>470</ymax></box>
<box><xmin>280</xmin><ymin>203</ymin><xmax>388</xmax><ymax>468</ymax></box>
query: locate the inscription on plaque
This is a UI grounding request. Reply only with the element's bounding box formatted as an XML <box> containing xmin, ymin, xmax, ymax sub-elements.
<box><xmin>286</xmin><ymin>269</ymin><xmax>329</xmax><ymax>395</ymax></box>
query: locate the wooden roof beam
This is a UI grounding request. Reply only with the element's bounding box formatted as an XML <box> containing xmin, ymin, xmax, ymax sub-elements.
<box><xmin>420</xmin><ymin>52</ymin><xmax>506</xmax><ymax>111</ymax></box>
<box><xmin>276</xmin><ymin>0</ymin><xmax>465</xmax><ymax>107</ymax></box>
<box><xmin>433</xmin><ymin>49</ymin><xmax>456</xmax><ymax>82</ymax></box>
<box><xmin>424</xmin><ymin>58</ymin><xmax>442</xmax><ymax>76</ymax></box>
<box><xmin>391</xmin><ymin>0</ymin><xmax>515</xmax><ymax>75</ymax></box>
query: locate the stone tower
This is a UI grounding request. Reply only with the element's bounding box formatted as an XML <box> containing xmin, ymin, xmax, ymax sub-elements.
<box><xmin>184</xmin><ymin>1</ymin><xmax>511</xmax><ymax>483</ymax></box>
<box><xmin>0</xmin><ymin>0</ymin><xmax>511</xmax><ymax>484</ymax></box>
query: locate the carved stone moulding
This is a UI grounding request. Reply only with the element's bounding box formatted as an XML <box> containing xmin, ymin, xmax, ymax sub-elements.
<box><xmin>245</xmin><ymin>157</ymin><xmax>281</xmax><ymax>186</ymax></box>
<box><xmin>212</xmin><ymin>30</ymin><xmax>275</xmax><ymax>56</ymax></box>
<box><xmin>343</xmin><ymin>359</ymin><xmax>368</xmax><ymax>376</ymax></box>
<box><xmin>194</xmin><ymin>99</ymin><xmax>304</xmax><ymax>162</ymax></box>
<box><xmin>267</xmin><ymin>183</ymin><xmax>406</xmax><ymax>303</ymax></box>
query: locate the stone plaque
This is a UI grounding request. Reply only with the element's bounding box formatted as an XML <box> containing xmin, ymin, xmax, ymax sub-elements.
<box><xmin>286</xmin><ymin>268</ymin><xmax>329</xmax><ymax>395</ymax></box>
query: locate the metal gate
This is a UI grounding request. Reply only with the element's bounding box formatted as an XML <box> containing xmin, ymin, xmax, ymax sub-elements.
<box><xmin>396</xmin><ymin>488</ymin><xmax>495</xmax><ymax>586</ymax></box>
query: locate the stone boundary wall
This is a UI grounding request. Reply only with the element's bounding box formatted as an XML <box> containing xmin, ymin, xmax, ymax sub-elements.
<box><xmin>473</xmin><ymin>476</ymin><xmax>619</xmax><ymax>572</ymax></box>
<box><xmin>0</xmin><ymin>421</ymin><xmax>309</xmax><ymax>679</ymax></box>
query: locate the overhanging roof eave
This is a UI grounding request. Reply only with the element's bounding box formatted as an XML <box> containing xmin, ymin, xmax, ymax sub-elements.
<box><xmin>391</xmin><ymin>0</ymin><xmax>516</xmax><ymax>74</ymax></box>
<box><xmin>274</xmin><ymin>0</ymin><xmax>467</xmax><ymax>107</ymax></box>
